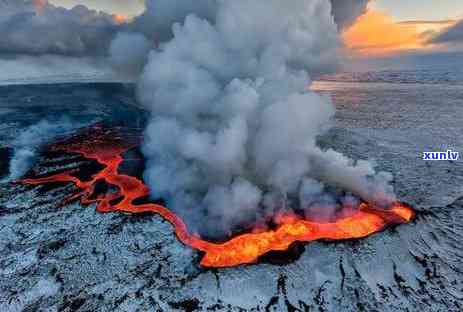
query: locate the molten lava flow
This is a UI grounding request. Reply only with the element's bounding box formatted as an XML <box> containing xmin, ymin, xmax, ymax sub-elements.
<box><xmin>21</xmin><ymin>126</ymin><xmax>415</xmax><ymax>268</ymax></box>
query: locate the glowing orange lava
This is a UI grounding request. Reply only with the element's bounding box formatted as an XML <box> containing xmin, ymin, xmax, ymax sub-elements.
<box><xmin>21</xmin><ymin>126</ymin><xmax>415</xmax><ymax>268</ymax></box>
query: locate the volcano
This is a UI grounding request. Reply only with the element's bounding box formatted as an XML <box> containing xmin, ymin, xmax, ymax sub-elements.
<box><xmin>20</xmin><ymin>124</ymin><xmax>414</xmax><ymax>268</ymax></box>
<box><xmin>1</xmin><ymin>83</ymin><xmax>462</xmax><ymax>311</ymax></box>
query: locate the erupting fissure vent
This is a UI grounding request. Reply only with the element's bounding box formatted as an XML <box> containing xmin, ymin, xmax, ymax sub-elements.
<box><xmin>20</xmin><ymin>126</ymin><xmax>415</xmax><ymax>268</ymax></box>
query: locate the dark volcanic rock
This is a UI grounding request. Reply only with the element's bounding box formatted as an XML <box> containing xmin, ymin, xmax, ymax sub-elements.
<box><xmin>0</xmin><ymin>147</ymin><xmax>11</xmax><ymax>179</ymax></box>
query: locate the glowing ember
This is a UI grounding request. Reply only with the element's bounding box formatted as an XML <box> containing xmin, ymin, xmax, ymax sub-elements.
<box><xmin>20</xmin><ymin>126</ymin><xmax>415</xmax><ymax>268</ymax></box>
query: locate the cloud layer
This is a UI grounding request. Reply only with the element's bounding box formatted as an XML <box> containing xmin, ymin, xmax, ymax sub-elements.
<box><xmin>330</xmin><ymin>0</ymin><xmax>370</xmax><ymax>29</ymax></box>
<box><xmin>0</xmin><ymin>0</ymin><xmax>122</xmax><ymax>56</ymax></box>
<box><xmin>432</xmin><ymin>20</ymin><xmax>463</xmax><ymax>44</ymax></box>
<box><xmin>342</xmin><ymin>10</ymin><xmax>427</xmax><ymax>56</ymax></box>
<box><xmin>0</xmin><ymin>0</ymin><xmax>372</xmax><ymax>58</ymax></box>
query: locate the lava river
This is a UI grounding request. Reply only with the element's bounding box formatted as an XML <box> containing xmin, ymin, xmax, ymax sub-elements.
<box><xmin>20</xmin><ymin>126</ymin><xmax>415</xmax><ymax>268</ymax></box>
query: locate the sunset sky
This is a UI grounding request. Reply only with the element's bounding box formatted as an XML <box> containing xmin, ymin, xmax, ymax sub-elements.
<box><xmin>373</xmin><ymin>0</ymin><xmax>461</xmax><ymax>21</ymax></box>
<box><xmin>51</xmin><ymin>0</ymin><xmax>144</xmax><ymax>16</ymax></box>
<box><xmin>46</xmin><ymin>0</ymin><xmax>463</xmax><ymax>57</ymax></box>
<box><xmin>50</xmin><ymin>0</ymin><xmax>463</xmax><ymax>21</ymax></box>
<box><xmin>344</xmin><ymin>0</ymin><xmax>462</xmax><ymax>56</ymax></box>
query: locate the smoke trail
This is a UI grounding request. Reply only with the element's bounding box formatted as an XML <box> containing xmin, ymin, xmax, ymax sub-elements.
<box><xmin>7</xmin><ymin>118</ymin><xmax>81</xmax><ymax>181</ymax></box>
<box><xmin>107</xmin><ymin>0</ymin><xmax>395</xmax><ymax>237</ymax></box>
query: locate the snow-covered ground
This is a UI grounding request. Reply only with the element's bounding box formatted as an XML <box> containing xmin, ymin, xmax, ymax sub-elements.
<box><xmin>0</xmin><ymin>82</ymin><xmax>462</xmax><ymax>311</ymax></box>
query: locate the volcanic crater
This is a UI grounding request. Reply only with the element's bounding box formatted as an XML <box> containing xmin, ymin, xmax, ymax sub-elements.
<box><xmin>19</xmin><ymin>124</ymin><xmax>415</xmax><ymax>268</ymax></box>
<box><xmin>1</xmin><ymin>83</ymin><xmax>462</xmax><ymax>311</ymax></box>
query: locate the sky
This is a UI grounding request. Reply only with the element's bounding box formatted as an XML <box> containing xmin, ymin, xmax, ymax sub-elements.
<box><xmin>6</xmin><ymin>0</ymin><xmax>462</xmax><ymax>61</ymax></box>
<box><xmin>48</xmin><ymin>0</ymin><xmax>463</xmax><ymax>56</ymax></box>
<box><xmin>50</xmin><ymin>0</ymin><xmax>463</xmax><ymax>21</ymax></box>
<box><xmin>51</xmin><ymin>0</ymin><xmax>144</xmax><ymax>17</ymax></box>
<box><xmin>0</xmin><ymin>0</ymin><xmax>461</xmax><ymax>85</ymax></box>
<box><xmin>373</xmin><ymin>0</ymin><xmax>462</xmax><ymax>21</ymax></box>
<box><xmin>343</xmin><ymin>0</ymin><xmax>463</xmax><ymax>56</ymax></box>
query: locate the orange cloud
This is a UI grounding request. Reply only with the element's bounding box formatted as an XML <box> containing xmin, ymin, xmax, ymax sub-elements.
<box><xmin>112</xmin><ymin>14</ymin><xmax>128</xmax><ymax>24</ymax></box>
<box><xmin>342</xmin><ymin>10</ymin><xmax>445</xmax><ymax>56</ymax></box>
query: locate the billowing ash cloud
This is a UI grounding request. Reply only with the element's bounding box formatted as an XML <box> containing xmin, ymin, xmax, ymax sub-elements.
<box><xmin>0</xmin><ymin>0</ymin><xmax>122</xmax><ymax>56</ymax></box>
<box><xmin>6</xmin><ymin>118</ymin><xmax>81</xmax><ymax>181</ymax></box>
<box><xmin>0</xmin><ymin>0</ymin><xmax>390</xmax><ymax>236</ymax></box>
<box><xmin>128</xmin><ymin>0</ymin><xmax>369</xmax><ymax>38</ymax></box>
<box><xmin>431</xmin><ymin>20</ymin><xmax>463</xmax><ymax>44</ymax></box>
<box><xmin>329</xmin><ymin>0</ymin><xmax>371</xmax><ymax>29</ymax></box>
<box><xmin>109</xmin><ymin>0</ymin><xmax>396</xmax><ymax>237</ymax></box>
<box><xmin>0</xmin><ymin>0</ymin><xmax>369</xmax><ymax>60</ymax></box>
<box><xmin>130</xmin><ymin>0</ymin><xmax>217</xmax><ymax>42</ymax></box>
<box><xmin>109</xmin><ymin>0</ymin><xmax>370</xmax><ymax>77</ymax></box>
<box><xmin>109</xmin><ymin>0</ymin><xmax>218</xmax><ymax>76</ymax></box>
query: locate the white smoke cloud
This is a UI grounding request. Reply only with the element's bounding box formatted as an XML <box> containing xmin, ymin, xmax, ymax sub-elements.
<box><xmin>0</xmin><ymin>0</ymin><xmax>390</xmax><ymax>237</ymax></box>
<box><xmin>7</xmin><ymin>118</ymin><xmax>81</xmax><ymax>181</ymax></box>
<box><xmin>125</xmin><ymin>0</ymin><xmax>396</xmax><ymax>236</ymax></box>
<box><xmin>109</xmin><ymin>0</ymin><xmax>370</xmax><ymax>78</ymax></box>
<box><xmin>130</xmin><ymin>0</ymin><xmax>217</xmax><ymax>42</ymax></box>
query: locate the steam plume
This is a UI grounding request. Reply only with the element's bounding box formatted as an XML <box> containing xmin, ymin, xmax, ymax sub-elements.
<box><xmin>7</xmin><ymin>118</ymin><xmax>80</xmax><ymax>181</ymax></box>
<box><xmin>111</xmin><ymin>0</ymin><xmax>396</xmax><ymax>236</ymax></box>
<box><xmin>0</xmin><ymin>0</ymin><xmax>391</xmax><ymax>237</ymax></box>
